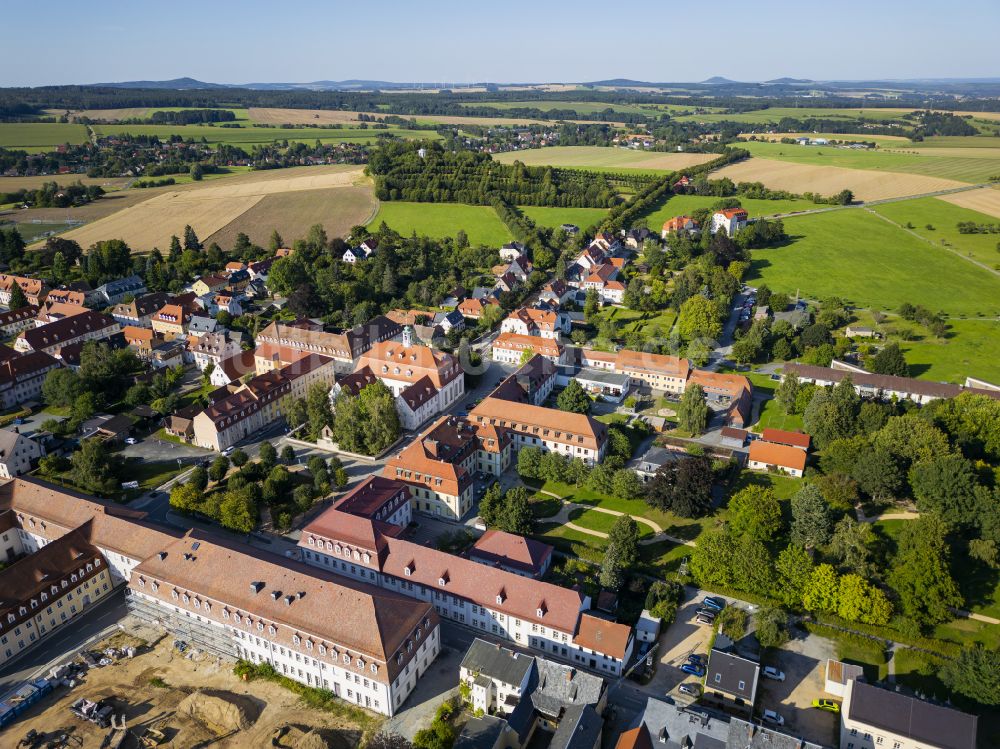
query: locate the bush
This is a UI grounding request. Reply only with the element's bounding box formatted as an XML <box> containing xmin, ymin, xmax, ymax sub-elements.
<box><xmin>645</xmin><ymin>581</ymin><xmax>682</xmax><ymax>625</ymax></box>
<box><xmin>714</xmin><ymin>607</ymin><xmax>748</xmax><ymax>640</ymax></box>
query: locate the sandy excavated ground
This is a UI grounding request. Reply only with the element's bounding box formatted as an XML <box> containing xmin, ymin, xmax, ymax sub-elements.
<box><xmin>58</xmin><ymin>166</ymin><xmax>365</xmax><ymax>252</ymax></box>
<box><xmin>938</xmin><ymin>185</ymin><xmax>1000</xmax><ymax>218</ymax></box>
<box><xmin>9</xmin><ymin>631</ymin><xmax>368</xmax><ymax>749</ymax></box>
<box><xmin>711</xmin><ymin>158</ymin><xmax>967</xmax><ymax>202</ymax></box>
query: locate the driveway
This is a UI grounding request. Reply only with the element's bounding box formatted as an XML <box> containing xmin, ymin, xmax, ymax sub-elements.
<box><xmin>640</xmin><ymin>596</ymin><xmax>716</xmax><ymax>703</ymax></box>
<box><xmin>756</xmin><ymin>632</ymin><xmax>839</xmax><ymax>747</ymax></box>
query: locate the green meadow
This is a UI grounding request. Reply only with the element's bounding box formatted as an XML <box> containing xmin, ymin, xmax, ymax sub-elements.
<box><xmin>0</xmin><ymin>123</ymin><xmax>90</xmax><ymax>151</ymax></box>
<box><xmin>871</xmin><ymin>196</ymin><xmax>1000</xmax><ymax>269</ymax></box>
<box><xmin>672</xmin><ymin>106</ymin><xmax>915</xmax><ymax>125</ymax></box>
<box><xmin>737</xmin><ymin>140</ymin><xmax>1000</xmax><ymax>184</ymax></box>
<box><xmin>748</xmin><ymin>209</ymin><xmax>1000</xmax><ymax>317</ymax></box>
<box><xmin>367</xmin><ymin>201</ymin><xmax>512</xmax><ymax>245</ymax></box>
<box><xmin>518</xmin><ymin>205</ymin><xmax>608</xmax><ymax>230</ymax></box>
<box><xmin>897</xmin><ymin>318</ymin><xmax>1000</xmax><ymax>384</ymax></box>
<box><xmin>640</xmin><ymin>193</ymin><xmax>822</xmax><ymax>229</ymax></box>
<box><xmin>91</xmin><ymin>123</ymin><xmax>438</xmax><ymax>148</ymax></box>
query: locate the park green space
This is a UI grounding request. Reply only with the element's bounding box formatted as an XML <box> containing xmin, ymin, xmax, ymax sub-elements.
<box><xmin>0</xmin><ymin>122</ymin><xmax>89</xmax><ymax>151</ymax></box>
<box><xmin>745</xmin><ymin>371</ymin><xmax>806</xmax><ymax>432</ymax></box>
<box><xmin>91</xmin><ymin>123</ymin><xmax>438</xmax><ymax>148</ymax></box>
<box><xmin>367</xmin><ymin>201</ymin><xmax>512</xmax><ymax>245</ymax></box>
<box><xmin>517</xmin><ymin>205</ymin><xmax>608</xmax><ymax>230</ymax></box>
<box><xmin>748</xmin><ymin>210</ymin><xmax>1000</xmax><ymax>317</ymax></box>
<box><xmin>592</xmin><ymin>306</ymin><xmax>677</xmax><ymax>345</ymax></box>
<box><xmin>737</xmin><ymin>140</ymin><xmax>1000</xmax><ymax>183</ymax></box>
<box><xmin>870</xmin><ymin>195</ymin><xmax>1000</xmax><ymax>269</ymax></box>
<box><xmin>568</xmin><ymin>507</ymin><xmax>655</xmax><ymax>538</ymax></box>
<box><xmin>640</xmin><ymin>193</ymin><xmax>821</xmax><ymax>229</ymax></box>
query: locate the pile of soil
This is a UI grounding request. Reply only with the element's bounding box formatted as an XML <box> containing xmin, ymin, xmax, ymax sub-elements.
<box><xmin>176</xmin><ymin>689</ymin><xmax>260</xmax><ymax>734</ymax></box>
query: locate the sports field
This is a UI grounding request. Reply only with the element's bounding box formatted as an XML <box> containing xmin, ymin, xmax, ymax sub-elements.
<box><xmin>517</xmin><ymin>205</ymin><xmax>609</xmax><ymax>230</ymax></box>
<box><xmin>58</xmin><ymin>165</ymin><xmax>365</xmax><ymax>251</ymax></box>
<box><xmin>712</xmin><ymin>158</ymin><xmax>966</xmax><ymax>202</ymax></box>
<box><xmin>871</xmin><ymin>195</ymin><xmax>1000</xmax><ymax>268</ymax></box>
<box><xmin>747</xmin><ymin>209</ymin><xmax>1000</xmax><ymax>317</ymax></box>
<box><xmin>90</xmin><ymin>123</ymin><xmax>438</xmax><ymax>148</ymax></box>
<box><xmin>0</xmin><ymin>123</ymin><xmax>90</xmax><ymax>151</ymax></box>
<box><xmin>640</xmin><ymin>193</ymin><xmax>821</xmax><ymax>229</ymax></box>
<box><xmin>368</xmin><ymin>201</ymin><xmax>512</xmax><ymax>245</ymax></box>
<box><xmin>494</xmin><ymin>146</ymin><xmax>716</xmax><ymax>172</ymax></box>
<box><xmin>206</xmin><ymin>185</ymin><xmax>375</xmax><ymax>250</ymax></box>
<box><xmin>731</xmin><ymin>140</ymin><xmax>1000</xmax><ymax>184</ymax></box>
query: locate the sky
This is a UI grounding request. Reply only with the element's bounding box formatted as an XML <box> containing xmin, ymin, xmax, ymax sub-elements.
<box><xmin>3</xmin><ymin>0</ymin><xmax>998</xmax><ymax>87</ymax></box>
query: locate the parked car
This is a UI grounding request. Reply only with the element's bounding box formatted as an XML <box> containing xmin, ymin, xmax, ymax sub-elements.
<box><xmin>702</xmin><ymin>597</ymin><xmax>726</xmax><ymax>611</ymax></box>
<box><xmin>694</xmin><ymin>608</ymin><xmax>717</xmax><ymax>620</ymax></box>
<box><xmin>695</xmin><ymin>614</ymin><xmax>715</xmax><ymax>626</ymax></box>
<box><xmin>124</xmin><ymin>437</ymin><xmax>137</xmax><ymax>445</ymax></box>
<box><xmin>812</xmin><ymin>699</ymin><xmax>841</xmax><ymax>713</ymax></box>
<box><xmin>762</xmin><ymin>710</ymin><xmax>785</xmax><ymax>726</ymax></box>
<box><xmin>687</xmin><ymin>654</ymin><xmax>706</xmax><ymax>666</ymax></box>
<box><xmin>762</xmin><ymin>666</ymin><xmax>786</xmax><ymax>682</ymax></box>
<box><xmin>680</xmin><ymin>663</ymin><xmax>706</xmax><ymax>677</ymax></box>
<box><xmin>679</xmin><ymin>683</ymin><xmax>701</xmax><ymax>697</ymax></box>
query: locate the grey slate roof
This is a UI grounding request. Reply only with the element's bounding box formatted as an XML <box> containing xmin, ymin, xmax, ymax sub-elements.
<box><xmin>530</xmin><ymin>658</ymin><xmax>605</xmax><ymax>719</ymax></box>
<box><xmin>454</xmin><ymin>715</ymin><xmax>508</xmax><ymax>749</ymax></box>
<box><xmin>549</xmin><ymin>703</ymin><xmax>602</xmax><ymax>749</ymax></box>
<box><xmin>460</xmin><ymin>638</ymin><xmax>534</xmax><ymax>688</ymax></box>
<box><xmin>707</xmin><ymin>645</ymin><xmax>759</xmax><ymax>704</ymax></box>
<box><xmin>848</xmin><ymin>681</ymin><xmax>977</xmax><ymax>749</ymax></box>
<box><xmin>727</xmin><ymin>717</ymin><xmax>824</xmax><ymax>749</ymax></box>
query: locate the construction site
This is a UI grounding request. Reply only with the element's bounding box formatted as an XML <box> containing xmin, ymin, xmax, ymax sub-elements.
<box><xmin>1</xmin><ymin>628</ymin><xmax>369</xmax><ymax>749</ymax></box>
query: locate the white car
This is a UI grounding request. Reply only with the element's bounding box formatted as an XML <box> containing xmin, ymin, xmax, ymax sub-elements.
<box><xmin>762</xmin><ymin>666</ymin><xmax>785</xmax><ymax>682</ymax></box>
<box><xmin>762</xmin><ymin>710</ymin><xmax>785</xmax><ymax>726</ymax></box>
<box><xmin>124</xmin><ymin>437</ymin><xmax>137</xmax><ymax>445</ymax></box>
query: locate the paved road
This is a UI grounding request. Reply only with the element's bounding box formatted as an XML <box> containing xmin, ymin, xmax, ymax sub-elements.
<box><xmin>0</xmin><ymin>589</ymin><xmax>127</xmax><ymax>698</ymax></box>
<box><xmin>706</xmin><ymin>288</ymin><xmax>754</xmax><ymax>371</ymax></box>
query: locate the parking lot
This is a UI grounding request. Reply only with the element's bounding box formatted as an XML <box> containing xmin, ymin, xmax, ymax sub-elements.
<box><xmin>755</xmin><ymin>632</ymin><xmax>840</xmax><ymax>747</ymax></box>
<box><xmin>643</xmin><ymin>594</ymin><xmax>720</xmax><ymax>704</ymax></box>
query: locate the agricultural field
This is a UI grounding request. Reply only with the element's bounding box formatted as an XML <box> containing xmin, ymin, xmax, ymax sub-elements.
<box><xmin>458</xmin><ymin>100</ymin><xmax>706</xmax><ymax>116</ymax></box>
<box><xmin>747</xmin><ymin>209</ymin><xmax>1000</xmax><ymax>318</ymax></box>
<box><xmin>640</xmin><ymin>193</ymin><xmax>822</xmax><ymax>229</ymax></box>
<box><xmin>367</xmin><ymin>201</ymin><xmax>512</xmax><ymax>245</ymax></box>
<box><xmin>0</xmin><ymin>174</ymin><xmax>132</xmax><ymax>192</ymax></box>
<box><xmin>57</xmin><ymin>165</ymin><xmax>365</xmax><ymax>251</ymax></box>
<box><xmin>247</xmin><ymin>106</ymin><xmax>603</xmax><ymax>128</ymax></box>
<box><xmin>494</xmin><ymin>146</ymin><xmax>716</xmax><ymax>172</ymax></box>
<box><xmin>672</xmin><ymin>106</ymin><xmax>917</xmax><ymax>124</ymax></box>
<box><xmin>517</xmin><ymin>205</ymin><xmax>608</xmax><ymax>229</ymax></box>
<box><xmin>730</xmin><ymin>140</ymin><xmax>1000</xmax><ymax>184</ymax></box>
<box><xmin>54</xmin><ymin>106</ymin><xmax>250</xmax><ymax>122</ymax></box>
<box><xmin>0</xmin><ymin>122</ymin><xmax>90</xmax><ymax>151</ymax></box>
<box><xmin>938</xmin><ymin>185</ymin><xmax>1000</xmax><ymax>219</ymax></box>
<box><xmin>206</xmin><ymin>185</ymin><xmax>376</xmax><ymax>249</ymax></box>
<box><xmin>870</xmin><ymin>195</ymin><xmax>1000</xmax><ymax>268</ymax></box>
<box><xmin>90</xmin><ymin>122</ymin><xmax>438</xmax><ymax>147</ymax></box>
<box><xmin>711</xmin><ymin>157</ymin><xmax>966</xmax><ymax>202</ymax></box>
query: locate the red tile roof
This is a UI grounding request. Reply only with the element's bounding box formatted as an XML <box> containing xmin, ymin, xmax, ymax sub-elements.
<box><xmin>761</xmin><ymin>428</ymin><xmax>810</xmax><ymax>450</ymax></box>
<box><xmin>748</xmin><ymin>440</ymin><xmax>808</xmax><ymax>472</ymax></box>
<box><xmin>574</xmin><ymin>612</ymin><xmax>632</xmax><ymax>659</ymax></box>
<box><xmin>470</xmin><ymin>530</ymin><xmax>553</xmax><ymax>576</ymax></box>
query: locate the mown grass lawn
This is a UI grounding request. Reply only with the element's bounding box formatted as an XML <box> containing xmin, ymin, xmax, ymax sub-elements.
<box><xmin>518</xmin><ymin>205</ymin><xmax>609</xmax><ymax>231</ymax></box>
<box><xmin>568</xmin><ymin>507</ymin><xmax>655</xmax><ymax>538</ymax></box>
<box><xmin>368</xmin><ymin>201</ymin><xmax>512</xmax><ymax>245</ymax></box>
<box><xmin>749</xmin><ymin>210</ymin><xmax>1000</xmax><ymax>318</ymax></box>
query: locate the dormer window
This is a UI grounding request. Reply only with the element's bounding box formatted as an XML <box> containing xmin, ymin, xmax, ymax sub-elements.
<box><xmin>293</xmin><ymin>634</ymin><xmax>301</xmax><ymax>646</ymax></box>
<box><xmin>343</xmin><ymin>653</ymin><xmax>350</xmax><ymax>664</ymax></box>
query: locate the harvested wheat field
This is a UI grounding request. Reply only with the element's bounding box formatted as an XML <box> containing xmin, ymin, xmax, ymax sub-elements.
<box><xmin>58</xmin><ymin>166</ymin><xmax>365</xmax><ymax>251</ymax></box>
<box><xmin>938</xmin><ymin>186</ymin><xmax>1000</xmax><ymax>218</ymax></box>
<box><xmin>0</xmin><ymin>175</ymin><xmax>132</xmax><ymax>192</ymax></box>
<box><xmin>11</xmin><ymin>631</ymin><xmax>368</xmax><ymax>749</ymax></box>
<box><xmin>711</xmin><ymin>158</ymin><xmax>967</xmax><ymax>201</ymax></box>
<box><xmin>207</xmin><ymin>185</ymin><xmax>375</xmax><ymax>248</ymax></box>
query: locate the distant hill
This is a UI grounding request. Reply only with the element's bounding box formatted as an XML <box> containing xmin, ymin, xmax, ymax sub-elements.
<box><xmin>90</xmin><ymin>77</ymin><xmax>230</xmax><ymax>90</ymax></box>
<box><xmin>701</xmin><ymin>76</ymin><xmax>740</xmax><ymax>85</ymax></box>
<box><xmin>765</xmin><ymin>77</ymin><xmax>813</xmax><ymax>84</ymax></box>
